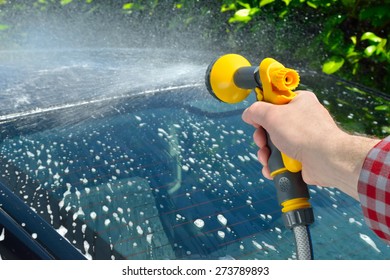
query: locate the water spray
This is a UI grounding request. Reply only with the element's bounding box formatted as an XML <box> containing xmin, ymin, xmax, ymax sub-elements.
<box><xmin>205</xmin><ymin>54</ymin><xmax>314</xmax><ymax>260</ymax></box>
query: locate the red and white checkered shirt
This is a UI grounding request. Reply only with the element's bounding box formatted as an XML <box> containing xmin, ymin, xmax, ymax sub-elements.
<box><xmin>358</xmin><ymin>135</ymin><xmax>390</xmax><ymax>244</ymax></box>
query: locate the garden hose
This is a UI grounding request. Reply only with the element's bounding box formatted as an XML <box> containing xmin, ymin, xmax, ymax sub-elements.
<box><xmin>205</xmin><ymin>54</ymin><xmax>315</xmax><ymax>260</ymax></box>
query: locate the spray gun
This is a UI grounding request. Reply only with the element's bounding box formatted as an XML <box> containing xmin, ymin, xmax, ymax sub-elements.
<box><xmin>205</xmin><ymin>54</ymin><xmax>315</xmax><ymax>260</ymax></box>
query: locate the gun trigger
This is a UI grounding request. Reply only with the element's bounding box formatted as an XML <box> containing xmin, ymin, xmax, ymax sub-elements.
<box><xmin>255</xmin><ymin>87</ymin><xmax>264</xmax><ymax>101</ymax></box>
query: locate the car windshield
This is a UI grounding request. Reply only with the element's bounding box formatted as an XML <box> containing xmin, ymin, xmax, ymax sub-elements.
<box><xmin>0</xmin><ymin>49</ymin><xmax>389</xmax><ymax>260</ymax></box>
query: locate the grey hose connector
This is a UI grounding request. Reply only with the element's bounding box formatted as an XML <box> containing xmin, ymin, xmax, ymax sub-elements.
<box><xmin>274</xmin><ymin>168</ymin><xmax>315</xmax><ymax>260</ymax></box>
<box><xmin>283</xmin><ymin>207</ymin><xmax>315</xmax><ymax>260</ymax></box>
<box><xmin>293</xmin><ymin>225</ymin><xmax>314</xmax><ymax>260</ymax></box>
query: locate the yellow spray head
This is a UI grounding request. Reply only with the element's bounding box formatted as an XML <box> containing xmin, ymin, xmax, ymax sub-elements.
<box><xmin>205</xmin><ymin>54</ymin><xmax>300</xmax><ymax>105</ymax></box>
<box><xmin>205</xmin><ymin>54</ymin><xmax>252</xmax><ymax>104</ymax></box>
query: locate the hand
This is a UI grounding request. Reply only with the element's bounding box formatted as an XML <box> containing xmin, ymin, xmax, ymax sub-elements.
<box><xmin>242</xmin><ymin>90</ymin><xmax>380</xmax><ymax>199</ymax></box>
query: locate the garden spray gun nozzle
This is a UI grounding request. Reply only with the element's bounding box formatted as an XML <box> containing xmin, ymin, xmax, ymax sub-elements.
<box><xmin>205</xmin><ymin>54</ymin><xmax>300</xmax><ymax>104</ymax></box>
<box><xmin>205</xmin><ymin>54</ymin><xmax>314</xmax><ymax>259</ymax></box>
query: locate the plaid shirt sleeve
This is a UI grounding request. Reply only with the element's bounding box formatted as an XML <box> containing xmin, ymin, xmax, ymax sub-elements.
<box><xmin>358</xmin><ymin>135</ymin><xmax>390</xmax><ymax>244</ymax></box>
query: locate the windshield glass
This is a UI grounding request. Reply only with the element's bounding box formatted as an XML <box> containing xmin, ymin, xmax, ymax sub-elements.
<box><xmin>0</xmin><ymin>49</ymin><xmax>389</xmax><ymax>260</ymax></box>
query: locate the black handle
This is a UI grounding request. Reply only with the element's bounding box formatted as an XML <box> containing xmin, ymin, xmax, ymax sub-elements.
<box><xmin>266</xmin><ymin>132</ymin><xmax>310</xmax><ymax>205</ymax></box>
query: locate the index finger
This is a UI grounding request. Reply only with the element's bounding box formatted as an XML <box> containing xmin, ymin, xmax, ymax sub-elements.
<box><xmin>242</xmin><ymin>101</ymin><xmax>272</xmax><ymax>128</ymax></box>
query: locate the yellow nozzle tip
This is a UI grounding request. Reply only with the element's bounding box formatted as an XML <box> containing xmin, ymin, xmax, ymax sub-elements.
<box><xmin>271</xmin><ymin>68</ymin><xmax>300</xmax><ymax>91</ymax></box>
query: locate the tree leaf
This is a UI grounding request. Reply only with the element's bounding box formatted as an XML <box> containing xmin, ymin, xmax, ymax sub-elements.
<box><xmin>361</xmin><ymin>32</ymin><xmax>382</xmax><ymax>43</ymax></box>
<box><xmin>60</xmin><ymin>0</ymin><xmax>73</xmax><ymax>6</ymax></box>
<box><xmin>221</xmin><ymin>4</ymin><xmax>235</xmax><ymax>12</ymax></box>
<box><xmin>350</xmin><ymin>35</ymin><xmax>356</xmax><ymax>45</ymax></box>
<box><xmin>122</xmin><ymin>3</ymin><xmax>134</xmax><ymax>10</ymax></box>
<box><xmin>375</xmin><ymin>105</ymin><xmax>389</xmax><ymax>111</ymax></box>
<box><xmin>0</xmin><ymin>24</ymin><xmax>9</xmax><ymax>31</ymax></box>
<box><xmin>237</xmin><ymin>1</ymin><xmax>250</xmax><ymax>9</ymax></box>
<box><xmin>306</xmin><ymin>1</ymin><xmax>318</xmax><ymax>9</ymax></box>
<box><xmin>364</xmin><ymin>45</ymin><xmax>376</xmax><ymax>57</ymax></box>
<box><xmin>236</xmin><ymin>8</ymin><xmax>250</xmax><ymax>17</ymax></box>
<box><xmin>322</xmin><ymin>57</ymin><xmax>345</xmax><ymax>74</ymax></box>
<box><xmin>229</xmin><ymin>8</ymin><xmax>254</xmax><ymax>22</ymax></box>
<box><xmin>377</xmin><ymin>39</ymin><xmax>387</xmax><ymax>53</ymax></box>
<box><xmin>260</xmin><ymin>0</ymin><xmax>275</xmax><ymax>7</ymax></box>
<box><xmin>249</xmin><ymin>7</ymin><xmax>260</xmax><ymax>16</ymax></box>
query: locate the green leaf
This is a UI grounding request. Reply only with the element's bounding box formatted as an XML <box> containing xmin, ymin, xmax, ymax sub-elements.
<box><xmin>229</xmin><ymin>7</ymin><xmax>258</xmax><ymax>22</ymax></box>
<box><xmin>249</xmin><ymin>7</ymin><xmax>260</xmax><ymax>16</ymax></box>
<box><xmin>344</xmin><ymin>85</ymin><xmax>367</xmax><ymax>95</ymax></box>
<box><xmin>364</xmin><ymin>45</ymin><xmax>376</xmax><ymax>57</ymax></box>
<box><xmin>346</xmin><ymin>51</ymin><xmax>360</xmax><ymax>64</ymax></box>
<box><xmin>0</xmin><ymin>24</ymin><xmax>9</xmax><ymax>31</ymax></box>
<box><xmin>60</xmin><ymin>0</ymin><xmax>73</xmax><ymax>5</ymax></box>
<box><xmin>123</xmin><ymin>3</ymin><xmax>134</xmax><ymax>10</ymax></box>
<box><xmin>322</xmin><ymin>57</ymin><xmax>345</xmax><ymax>74</ymax></box>
<box><xmin>375</xmin><ymin>105</ymin><xmax>389</xmax><ymax>111</ymax></box>
<box><xmin>237</xmin><ymin>1</ymin><xmax>250</xmax><ymax>9</ymax></box>
<box><xmin>350</xmin><ymin>36</ymin><xmax>356</xmax><ymax>45</ymax></box>
<box><xmin>221</xmin><ymin>3</ymin><xmax>235</xmax><ymax>12</ymax></box>
<box><xmin>236</xmin><ymin>8</ymin><xmax>250</xmax><ymax>17</ymax></box>
<box><xmin>376</xmin><ymin>39</ymin><xmax>387</xmax><ymax>54</ymax></box>
<box><xmin>361</xmin><ymin>32</ymin><xmax>382</xmax><ymax>43</ymax></box>
<box><xmin>260</xmin><ymin>0</ymin><xmax>275</xmax><ymax>7</ymax></box>
<box><xmin>279</xmin><ymin>9</ymin><xmax>288</xmax><ymax>18</ymax></box>
<box><xmin>352</xmin><ymin>63</ymin><xmax>358</xmax><ymax>75</ymax></box>
<box><xmin>306</xmin><ymin>1</ymin><xmax>318</xmax><ymax>9</ymax></box>
<box><xmin>282</xmin><ymin>0</ymin><xmax>292</xmax><ymax>5</ymax></box>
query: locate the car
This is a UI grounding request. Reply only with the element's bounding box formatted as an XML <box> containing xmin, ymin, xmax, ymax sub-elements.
<box><xmin>0</xmin><ymin>49</ymin><xmax>389</xmax><ymax>260</ymax></box>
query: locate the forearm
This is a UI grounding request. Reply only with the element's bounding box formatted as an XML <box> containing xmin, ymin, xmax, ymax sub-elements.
<box><xmin>320</xmin><ymin>132</ymin><xmax>381</xmax><ymax>200</ymax></box>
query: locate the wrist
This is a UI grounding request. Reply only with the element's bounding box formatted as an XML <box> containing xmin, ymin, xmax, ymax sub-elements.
<box><xmin>328</xmin><ymin>133</ymin><xmax>380</xmax><ymax>199</ymax></box>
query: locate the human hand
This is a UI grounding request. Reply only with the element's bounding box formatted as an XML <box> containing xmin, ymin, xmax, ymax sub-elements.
<box><xmin>242</xmin><ymin>90</ymin><xmax>379</xmax><ymax>199</ymax></box>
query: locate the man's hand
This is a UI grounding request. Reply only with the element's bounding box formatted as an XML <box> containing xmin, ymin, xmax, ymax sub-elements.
<box><xmin>242</xmin><ymin>90</ymin><xmax>380</xmax><ymax>200</ymax></box>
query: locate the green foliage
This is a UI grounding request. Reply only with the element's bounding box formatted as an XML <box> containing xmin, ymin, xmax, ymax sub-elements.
<box><xmin>220</xmin><ymin>1</ymin><xmax>258</xmax><ymax>23</ymax></box>
<box><xmin>359</xmin><ymin>5</ymin><xmax>390</xmax><ymax>28</ymax></box>
<box><xmin>322</xmin><ymin>56</ymin><xmax>344</xmax><ymax>74</ymax></box>
<box><xmin>122</xmin><ymin>3</ymin><xmax>134</xmax><ymax>10</ymax></box>
<box><xmin>220</xmin><ymin>0</ymin><xmax>390</xmax><ymax>94</ymax></box>
<box><xmin>375</xmin><ymin>105</ymin><xmax>389</xmax><ymax>111</ymax></box>
<box><xmin>60</xmin><ymin>0</ymin><xmax>73</xmax><ymax>5</ymax></box>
